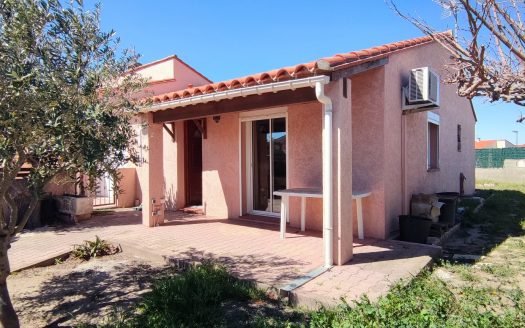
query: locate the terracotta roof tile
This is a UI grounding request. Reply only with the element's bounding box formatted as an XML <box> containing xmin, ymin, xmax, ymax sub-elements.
<box><xmin>475</xmin><ymin>140</ymin><xmax>497</xmax><ymax>149</ymax></box>
<box><xmin>151</xmin><ymin>32</ymin><xmax>452</xmax><ymax>104</ymax></box>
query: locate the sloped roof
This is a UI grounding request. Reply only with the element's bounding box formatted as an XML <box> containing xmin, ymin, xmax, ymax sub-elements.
<box><xmin>151</xmin><ymin>32</ymin><xmax>452</xmax><ymax>104</ymax></box>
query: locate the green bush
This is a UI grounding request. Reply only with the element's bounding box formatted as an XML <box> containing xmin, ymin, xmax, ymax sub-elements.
<box><xmin>133</xmin><ymin>262</ymin><xmax>262</xmax><ymax>328</ymax></box>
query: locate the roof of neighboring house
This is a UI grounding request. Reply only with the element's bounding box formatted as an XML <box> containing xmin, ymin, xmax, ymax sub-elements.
<box><xmin>151</xmin><ymin>32</ymin><xmax>452</xmax><ymax>104</ymax></box>
<box><xmin>475</xmin><ymin>140</ymin><xmax>497</xmax><ymax>149</ymax></box>
<box><xmin>475</xmin><ymin>139</ymin><xmax>515</xmax><ymax>149</ymax></box>
<box><xmin>133</xmin><ymin>54</ymin><xmax>212</xmax><ymax>84</ymax></box>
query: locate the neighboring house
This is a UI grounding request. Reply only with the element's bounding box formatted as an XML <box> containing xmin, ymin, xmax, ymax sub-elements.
<box><xmin>475</xmin><ymin>139</ymin><xmax>515</xmax><ymax>149</ymax></box>
<box><xmin>132</xmin><ymin>54</ymin><xmax>212</xmax><ymax>97</ymax></box>
<box><xmin>118</xmin><ymin>32</ymin><xmax>476</xmax><ymax>267</ymax></box>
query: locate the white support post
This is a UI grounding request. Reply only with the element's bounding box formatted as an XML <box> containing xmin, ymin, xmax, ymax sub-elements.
<box><xmin>280</xmin><ymin>195</ymin><xmax>287</xmax><ymax>239</ymax></box>
<box><xmin>301</xmin><ymin>197</ymin><xmax>306</xmax><ymax>232</ymax></box>
<box><xmin>356</xmin><ymin>198</ymin><xmax>364</xmax><ymax>240</ymax></box>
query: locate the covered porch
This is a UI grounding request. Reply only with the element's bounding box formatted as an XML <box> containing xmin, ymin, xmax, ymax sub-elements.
<box><xmin>137</xmin><ymin>58</ymin><xmax>389</xmax><ymax>267</ymax></box>
<box><xmin>139</xmin><ymin>78</ymin><xmax>353</xmax><ymax>267</ymax></box>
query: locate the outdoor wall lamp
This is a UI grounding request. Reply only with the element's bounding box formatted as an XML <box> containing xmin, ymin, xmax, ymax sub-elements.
<box><xmin>213</xmin><ymin>115</ymin><xmax>221</xmax><ymax>123</ymax></box>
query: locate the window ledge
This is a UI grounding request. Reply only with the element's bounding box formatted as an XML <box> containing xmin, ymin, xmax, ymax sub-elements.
<box><xmin>427</xmin><ymin>168</ymin><xmax>440</xmax><ymax>173</ymax></box>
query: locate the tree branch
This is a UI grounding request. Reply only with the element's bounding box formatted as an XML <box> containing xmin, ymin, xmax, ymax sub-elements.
<box><xmin>491</xmin><ymin>1</ymin><xmax>525</xmax><ymax>51</ymax></box>
<box><xmin>391</xmin><ymin>0</ymin><xmax>525</xmax><ymax>109</ymax></box>
<box><xmin>4</xmin><ymin>193</ymin><xmax>18</xmax><ymax>234</ymax></box>
<box><xmin>0</xmin><ymin>152</ymin><xmax>26</xmax><ymax>198</ymax></box>
<box><xmin>13</xmin><ymin>195</ymin><xmax>39</xmax><ymax>235</ymax></box>
<box><xmin>459</xmin><ymin>0</ymin><xmax>525</xmax><ymax>61</ymax></box>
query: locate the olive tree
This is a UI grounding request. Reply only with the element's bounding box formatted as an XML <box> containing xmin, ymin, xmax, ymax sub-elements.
<box><xmin>0</xmin><ymin>0</ymin><xmax>144</xmax><ymax>326</ymax></box>
<box><xmin>391</xmin><ymin>0</ymin><xmax>525</xmax><ymax>115</ymax></box>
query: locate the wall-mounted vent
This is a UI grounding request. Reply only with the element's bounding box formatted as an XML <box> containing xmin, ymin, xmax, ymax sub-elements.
<box><xmin>407</xmin><ymin>67</ymin><xmax>439</xmax><ymax>106</ymax></box>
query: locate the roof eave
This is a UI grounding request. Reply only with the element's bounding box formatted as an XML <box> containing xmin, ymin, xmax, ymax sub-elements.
<box><xmin>142</xmin><ymin>75</ymin><xmax>330</xmax><ymax>113</ymax></box>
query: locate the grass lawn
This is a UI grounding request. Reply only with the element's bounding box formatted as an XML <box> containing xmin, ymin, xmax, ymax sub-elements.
<box><xmin>87</xmin><ymin>182</ymin><xmax>525</xmax><ymax>328</ymax></box>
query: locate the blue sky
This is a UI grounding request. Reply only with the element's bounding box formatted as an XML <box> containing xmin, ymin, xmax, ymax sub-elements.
<box><xmin>86</xmin><ymin>0</ymin><xmax>524</xmax><ymax>144</ymax></box>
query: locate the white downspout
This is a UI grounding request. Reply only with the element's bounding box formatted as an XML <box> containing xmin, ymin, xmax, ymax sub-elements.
<box><xmin>315</xmin><ymin>78</ymin><xmax>333</xmax><ymax>268</ymax></box>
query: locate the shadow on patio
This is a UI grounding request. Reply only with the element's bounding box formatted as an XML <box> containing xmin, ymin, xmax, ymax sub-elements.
<box><xmin>11</xmin><ymin>209</ymin><xmax>441</xmax><ymax>308</ymax></box>
<box><xmin>165</xmin><ymin>246</ymin><xmax>314</xmax><ymax>285</ymax></box>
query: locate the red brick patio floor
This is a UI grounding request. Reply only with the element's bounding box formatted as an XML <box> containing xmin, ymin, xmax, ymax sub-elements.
<box><xmin>9</xmin><ymin>210</ymin><xmax>440</xmax><ymax>308</ymax></box>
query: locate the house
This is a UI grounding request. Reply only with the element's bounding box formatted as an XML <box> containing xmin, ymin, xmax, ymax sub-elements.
<box><xmin>475</xmin><ymin>139</ymin><xmax>515</xmax><ymax>149</ymax></box>
<box><xmin>119</xmin><ymin>32</ymin><xmax>476</xmax><ymax>267</ymax></box>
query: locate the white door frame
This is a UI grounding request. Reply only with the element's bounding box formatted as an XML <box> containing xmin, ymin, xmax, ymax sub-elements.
<box><xmin>239</xmin><ymin>107</ymin><xmax>289</xmax><ymax>217</ymax></box>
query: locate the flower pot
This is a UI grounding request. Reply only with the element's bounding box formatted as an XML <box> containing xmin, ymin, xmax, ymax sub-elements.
<box><xmin>399</xmin><ymin>215</ymin><xmax>432</xmax><ymax>244</ymax></box>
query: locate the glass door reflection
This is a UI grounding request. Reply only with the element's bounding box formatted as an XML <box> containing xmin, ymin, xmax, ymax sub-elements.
<box><xmin>251</xmin><ymin>117</ymin><xmax>286</xmax><ymax>214</ymax></box>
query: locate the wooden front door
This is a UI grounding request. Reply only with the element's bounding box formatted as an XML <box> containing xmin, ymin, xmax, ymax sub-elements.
<box><xmin>185</xmin><ymin>120</ymin><xmax>203</xmax><ymax>206</ymax></box>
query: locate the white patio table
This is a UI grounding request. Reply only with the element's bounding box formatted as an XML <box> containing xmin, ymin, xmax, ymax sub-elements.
<box><xmin>273</xmin><ymin>188</ymin><xmax>371</xmax><ymax>240</ymax></box>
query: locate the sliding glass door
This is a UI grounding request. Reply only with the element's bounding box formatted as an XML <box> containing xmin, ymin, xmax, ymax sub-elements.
<box><xmin>251</xmin><ymin>117</ymin><xmax>287</xmax><ymax>215</ymax></box>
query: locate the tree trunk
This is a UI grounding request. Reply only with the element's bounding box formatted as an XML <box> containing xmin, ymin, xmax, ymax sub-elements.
<box><xmin>0</xmin><ymin>235</ymin><xmax>18</xmax><ymax>328</ymax></box>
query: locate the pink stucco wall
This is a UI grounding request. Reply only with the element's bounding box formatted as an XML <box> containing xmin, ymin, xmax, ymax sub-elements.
<box><xmin>116</xmin><ymin>167</ymin><xmax>137</xmax><ymax>208</ymax></box>
<box><xmin>162</xmin><ymin>123</ymin><xmax>177</xmax><ymax>211</ymax></box>
<box><xmin>383</xmin><ymin>42</ymin><xmax>476</xmax><ymax>237</ymax></box>
<box><xmin>134</xmin><ymin>119</ymin><xmax>185</xmax><ymax>212</ymax></box>
<box><xmin>287</xmin><ymin>102</ymin><xmax>323</xmax><ymax>231</ymax></box>
<box><xmin>199</xmin><ymin>102</ymin><xmax>327</xmax><ymax>229</ymax></box>
<box><xmin>130</xmin><ymin>55</ymin><xmax>210</xmax><ymax>217</ymax></box>
<box><xmin>327</xmin><ymin>79</ymin><xmax>354</xmax><ymax>264</ymax></box>
<box><xmin>202</xmin><ymin>113</ymin><xmax>241</xmax><ymax>218</ymax></box>
<box><xmin>351</xmin><ymin>67</ymin><xmax>388</xmax><ymax>239</ymax></box>
<box><xmin>137</xmin><ymin>56</ymin><xmax>211</xmax><ymax>97</ymax></box>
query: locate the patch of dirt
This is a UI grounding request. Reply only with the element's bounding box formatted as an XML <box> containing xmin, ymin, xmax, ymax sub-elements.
<box><xmin>434</xmin><ymin>188</ymin><xmax>525</xmax><ymax>313</ymax></box>
<box><xmin>9</xmin><ymin>252</ymin><xmax>175</xmax><ymax>327</ymax></box>
<box><xmin>442</xmin><ymin>225</ymin><xmax>491</xmax><ymax>256</ymax></box>
<box><xmin>434</xmin><ymin>236</ymin><xmax>525</xmax><ymax>312</ymax></box>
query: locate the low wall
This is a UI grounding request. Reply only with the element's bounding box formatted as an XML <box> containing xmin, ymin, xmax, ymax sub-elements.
<box><xmin>476</xmin><ymin>159</ymin><xmax>525</xmax><ymax>184</ymax></box>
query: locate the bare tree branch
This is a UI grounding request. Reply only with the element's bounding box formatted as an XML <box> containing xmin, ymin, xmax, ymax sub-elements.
<box><xmin>488</xmin><ymin>1</ymin><xmax>525</xmax><ymax>55</ymax></box>
<box><xmin>390</xmin><ymin>0</ymin><xmax>525</xmax><ymax>110</ymax></box>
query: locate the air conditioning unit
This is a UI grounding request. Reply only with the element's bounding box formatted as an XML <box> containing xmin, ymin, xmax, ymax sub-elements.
<box><xmin>402</xmin><ymin>67</ymin><xmax>440</xmax><ymax>111</ymax></box>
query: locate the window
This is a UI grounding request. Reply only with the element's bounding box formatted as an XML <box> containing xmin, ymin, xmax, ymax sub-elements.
<box><xmin>457</xmin><ymin>124</ymin><xmax>462</xmax><ymax>152</ymax></box>
<box><xmin>427</xmin><ymin>112</ymin><xmax>440</xmax><ymax>170</ymax></box>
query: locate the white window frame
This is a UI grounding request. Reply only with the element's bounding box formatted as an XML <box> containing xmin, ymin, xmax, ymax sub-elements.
<box><xmin>427</xmin><ymin>112</ymin><xmax>440</xmax><ymax>170</ymax></box>
<box><xmin>238</xmin><ymin>107</ymin><xmax>289</xmax><ymax>217</ymax></box>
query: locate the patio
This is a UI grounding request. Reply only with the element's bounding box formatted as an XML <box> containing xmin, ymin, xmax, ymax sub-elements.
<box><xmin>9</xmin><ymin>210</ymin><xmax>441</xmax><ymax>308</ymax></box>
